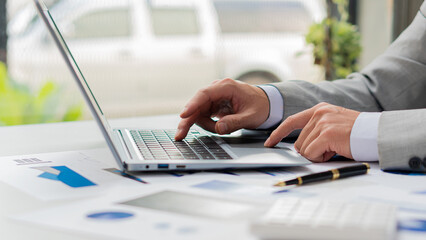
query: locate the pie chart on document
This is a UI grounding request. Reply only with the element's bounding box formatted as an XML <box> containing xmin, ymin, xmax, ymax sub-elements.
<box><xmin>86</xmin><ymin>211</ymin><xmax>134</xmax><ymax>220</ymax></box>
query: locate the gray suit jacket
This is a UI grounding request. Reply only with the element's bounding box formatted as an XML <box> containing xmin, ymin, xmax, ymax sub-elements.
<box><xmin>272</xmin><ymin>1</ymin><xmax>426</xmax><ymax>171</ymax></box>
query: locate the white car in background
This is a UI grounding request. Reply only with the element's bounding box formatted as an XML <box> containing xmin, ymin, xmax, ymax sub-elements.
<box><xmin>8</xmin><ymin>0</ymin><xmax>325</xmax><ymax>118</ymax></box>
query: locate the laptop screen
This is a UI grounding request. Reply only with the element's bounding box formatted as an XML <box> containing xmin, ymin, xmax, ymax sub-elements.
<box><xmin>34</xmin><ymin>0</ymin><xmax>124</xmax><ymax>169</ymax></box>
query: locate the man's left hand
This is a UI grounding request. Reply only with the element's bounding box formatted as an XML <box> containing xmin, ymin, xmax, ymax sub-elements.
<box><xmin>264</xmin><ymin>103</ymin><xmax>360</xmax><ymax>162</ymax></box>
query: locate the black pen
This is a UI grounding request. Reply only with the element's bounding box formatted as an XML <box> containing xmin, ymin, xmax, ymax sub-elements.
<box><xmin>273</xmin><ymin>163</ymin><xmax>370</xmax><ymax>187</ymax></box>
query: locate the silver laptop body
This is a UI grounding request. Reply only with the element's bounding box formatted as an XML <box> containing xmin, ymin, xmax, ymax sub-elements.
<box><xmin>34</xmin><ymin>0</ymin><xmax>310</xmax><ymax>172</ymax></box>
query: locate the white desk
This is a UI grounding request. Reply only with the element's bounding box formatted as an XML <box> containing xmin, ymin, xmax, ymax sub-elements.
<box><xmin>0</xmin><ymin>115</ymin><xmax>180</xmax><ymax>240</ymax></box>
<box><xmin>0</xmin><ymin>115</ymin><xmax>425</xmax><ymax>240</ymax></box>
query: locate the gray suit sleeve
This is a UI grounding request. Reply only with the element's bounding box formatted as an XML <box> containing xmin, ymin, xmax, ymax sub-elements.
<box><xmin>271</xmin><ymin>1</ymin><xmax>426</xmax><ymax>171</ymax></box>
<box><xmin>378</xmin><ymin>109</ymin><xmax>426</xmax><ymax>171</ymax></box>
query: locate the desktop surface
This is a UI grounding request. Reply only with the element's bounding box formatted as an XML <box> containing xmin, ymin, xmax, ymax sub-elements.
<box><xmin>0</xmin><ymin>115</ymin><xmax>424</xmax><ymax>240</ymax></box>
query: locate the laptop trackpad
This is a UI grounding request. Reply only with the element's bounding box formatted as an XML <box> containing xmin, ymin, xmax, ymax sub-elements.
<box><xmin>219</xmin><ymin>136</ymin><xmax>298</xmax><ymax>159</ymax></box>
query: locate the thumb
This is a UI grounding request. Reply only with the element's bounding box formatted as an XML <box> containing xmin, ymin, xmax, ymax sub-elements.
<box><xmin>215</xmin><ymin>114</ymin><xmax>248</xmax><ymax>134</ymax></box>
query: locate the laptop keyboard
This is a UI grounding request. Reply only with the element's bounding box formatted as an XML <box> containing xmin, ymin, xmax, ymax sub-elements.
<box><xmin>130</xmin><ymin>130</ymin><xmax>233</xmax><ymax>160</ymax></box>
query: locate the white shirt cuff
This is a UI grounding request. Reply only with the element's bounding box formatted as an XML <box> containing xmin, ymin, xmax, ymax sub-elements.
<box><xmin>350</xmin><ymin>112</ymin><xmax>381</xmax><ymax>162</ymax></box>
<box><xmin>256</xmin><ymin>85</ymin><xmax>284</xmax><ymax>129</ymax></box>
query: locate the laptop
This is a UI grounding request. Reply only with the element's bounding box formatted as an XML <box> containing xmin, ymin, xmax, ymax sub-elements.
<box><xmin>34</xmin><ymin>0</ymin><xmax>310</xmax><ymax>172</ymax></box>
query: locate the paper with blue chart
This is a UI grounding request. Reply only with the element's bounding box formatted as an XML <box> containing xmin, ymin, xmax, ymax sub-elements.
<box><xmin>3</xmin><ymin>148</ymin><xmax>426</xmax><ymax>240</ymax></box>
<box><xmin>0</xmin><ymin>149</ymin><xmax>144</xmax><ymax>200</ymax></box>
<box><xmin>13</xmin><ymin>186</ymin><xmax>257</xmax><ymax>240</ymax></box>
<box><xmin>13</xmin><ymin>181</ymin><xmax>426</xmax><ymax>240</ymax></box>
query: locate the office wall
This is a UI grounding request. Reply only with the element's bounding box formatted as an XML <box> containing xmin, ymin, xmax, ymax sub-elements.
<box><xmin>357</xmin><ymin>0</ymin><xmax>393</xmax><ymax>68</ymax></box>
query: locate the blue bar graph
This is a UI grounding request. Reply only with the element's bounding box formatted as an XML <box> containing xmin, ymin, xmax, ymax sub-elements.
<box><xmin>37</xmin><ymin>166</ymin><xmax>96</xmax><ymax>188</ymax></box>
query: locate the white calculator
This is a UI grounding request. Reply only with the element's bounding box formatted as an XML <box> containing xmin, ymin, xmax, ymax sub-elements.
<box><xmin>251</xmin><ymin>197</ymin><xmax>397</xmax><ymax>240</ymax></box>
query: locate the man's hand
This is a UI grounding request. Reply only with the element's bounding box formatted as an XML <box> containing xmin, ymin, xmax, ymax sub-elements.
<box><xmin>264</xmin><ymin>103</ymin><xmax>360</xmax><ymax>162</ymax></box>
<box><xmin>175</xmin><ymin>78</ymin><xmax>270</xmax><ymax>140</ymax></box>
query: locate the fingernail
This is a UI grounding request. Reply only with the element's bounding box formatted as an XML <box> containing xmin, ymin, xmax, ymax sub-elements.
<box><xmin>264</xmin><ymin>138</ymin><xmax>271</xmax><ymax>147</ymax></box>
<box><xmin>175</xmin><ymin>129</ymin><xmax>182</xmax><ymax>139</ymax></box>
<box><xmin>218</xmin><ymin>122</ymin><xmax>228</xmax><ymax>134</ymax></box>
<box><xmin>180</xmin><ymin>107</ymin><xmax>188</xmax><ymax>116</ymax></box>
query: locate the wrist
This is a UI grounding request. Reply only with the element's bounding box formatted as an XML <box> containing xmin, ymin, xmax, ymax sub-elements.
<box><xmin>254</xmin><ymin>85</ymin><xmax>270</xmax><ymax>123</ymax></box>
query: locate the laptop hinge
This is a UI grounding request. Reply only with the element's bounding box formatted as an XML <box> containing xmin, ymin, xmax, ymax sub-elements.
<box><xmin>116</xmin><ymin>129</ymin><xmax>133</xmax><ymax>160</ymax></box>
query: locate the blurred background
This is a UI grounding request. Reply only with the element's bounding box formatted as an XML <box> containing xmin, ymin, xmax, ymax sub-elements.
<box><xmin>0</xmin><ymin>0</ymin><xmax>423</xmax><ymax>125</ymax></box>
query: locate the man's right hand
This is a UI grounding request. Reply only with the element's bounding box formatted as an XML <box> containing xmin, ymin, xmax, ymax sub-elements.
<box><xmin>175</xmin><ymin>78</ymin><xmax>270</xmax><ymax>140</ymax></box>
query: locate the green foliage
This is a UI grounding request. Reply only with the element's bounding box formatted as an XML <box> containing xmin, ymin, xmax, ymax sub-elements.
<box><xmin>305</xmin><ymin>0</ymin><xmax>362</xmax><ymax>80</ymax></box>
<box><xmin>0</xmin><ymin>62</ymin><xmax>83</xmax><ymax>126</ymax></box>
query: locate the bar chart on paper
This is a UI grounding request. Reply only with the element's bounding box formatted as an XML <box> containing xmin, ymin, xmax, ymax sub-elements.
<box><xmin>33</xmin><ymin>166</ymin><xmax>96</xmax><ymax>188</ymax></box>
